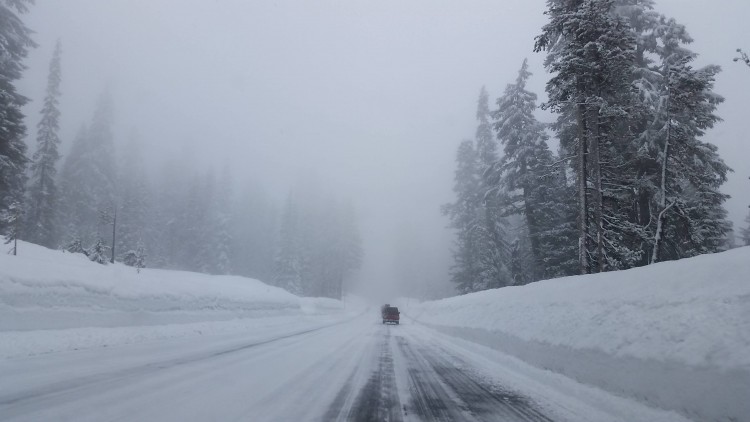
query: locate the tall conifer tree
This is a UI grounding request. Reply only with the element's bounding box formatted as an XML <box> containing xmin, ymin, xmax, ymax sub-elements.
<box><xmin>442</xmin><ymin>140</ymin><xmax>484</xmax><ymax>293</ymax></box>
<box><xmin>0</xmin><ymin>0</ymin><xmax>35</xmax><ymax>236</ymax></box>
<box><xmin>491</xmin><ymin>59</ymin><xmax>576</xmax><ymax>280</ymax></box>
<box><xmin>474</xmin><ymin>88</ymin><xmax>511</xmax><ymax>288</ymax></box>
<box><xmin>58</xmin><ymin>92</ymin><xmax>117</xmax><ymax>246</ymax></box>
<box><xmin>26</xmin><ymin>40</ymin><xmax>62</xmax><ymax>247</ymax></box>
<box><xmin>536</xmin><ymin>0</ymin><xmax>636</xmax><ymax>273</ymax></box>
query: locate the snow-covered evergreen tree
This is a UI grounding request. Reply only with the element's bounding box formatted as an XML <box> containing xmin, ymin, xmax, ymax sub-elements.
<box><xmin>63</xmin><ymin>235</ymin><xmax>85</xmax><ymax>255</ymax></box>
<box><xmin>536</xmin><ymin>0</ymin><xmax>637</xmax><ymax>273</ymax></box>
<box><xmin>741</xmin><ymin>209</ymin><xmax>750</xmax><ymax>246</ymax></box>
<box><xmin>274</xmin><ymin>192</ymin><xmax>303</xmax><ymax>295</ymax></box>
<box><xmin>650</xmin><ymin>49</ymin><xmax>728</xmax><ymax>261</ymax></box>
<box><xmin>148</xmin><ymin>157</ymin><xmax>190</xmax><ymax>268</ymax></box>
<box><xmin>26</xmin><ymin>40</ymin><xmax>62</xmax><ymax>247</ymax></box>
<box><xmin>212</xmin><ymin>168</ymin><xmax>233</xmax><ymax>275</ymax></box>
<box><xmin>3</xmin><ymin>200</ymin><xmax>22</xmax><ymax>255</ymax></box>
<box><xmin>334</xmin><ymin>200</ymin><xmax>363</xmax><ymax>297</ymax></box>
<box><xmin>115</xmin><ymin>135</ymin><xmax>151</xmax><ymax>262</ymax></box>
<box><xmin>123</xmin><ymin>241</ymin><xmax>146</xmax><ymax>272</ymax></box>
<box><xmin>0</xmin><ymin>0</ymin><xmax>35</xmax><ymax>237</ymax></box>
<box><xmin>58</xmin><ymin>125</ymin><xmax>89</xmax><ymax>243</ymax></box>
<box><xmin>58</xmin><ymin>92</ymin><xmax>118</xmax><ymax>246</ymax></box>
<box><xmin>491</xmin><ymin>59</ymin><xmax>576</xmax><ymax>280</ymax></box>
<box><xmin>231</xmin><ymin>181</ymin><xmax>278</xmax><ymax>282</ymax></box>
<box><xmin>612</xmin><ymin>1</ymin><xmax>731</xmax><ymax>263</ymax></box>
<box><xmin>442</xmin><ymin>139</ymin><xmax>483</xmax><ymax>293</ymax></box>
<box><xmin>273</xmin><ymin>180</ymin><xmax>362</xmax><ymax>298</ymax></box>
<box><xmin>473</xmin><ymin>87</ymin><xmax>511</xmax><ymax>288</ymax></box>
<box><xmin>180</xmin><ymin>173</ymin><xmax>212</xmax><ymax>272</ymax></box>
<box><xmin>86</xmin><ymin>237</ymin><xmax>109</xmax><ymax>265</ymax></box>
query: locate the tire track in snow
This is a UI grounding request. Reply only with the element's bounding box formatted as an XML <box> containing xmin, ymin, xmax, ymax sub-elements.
<box><xmin>395</xmin><ymin>334</ymin><xmax>555</xmax><ymax>422</ymax></box>
<box><xmin>0</xmin><ymin>317</ymin><xmax>356</xmax><ymax>409</ymax></box>
<box><xmin>328</xmin><ymin>326</ymin><xmax>403</xmax><ymax>422</ymax></box>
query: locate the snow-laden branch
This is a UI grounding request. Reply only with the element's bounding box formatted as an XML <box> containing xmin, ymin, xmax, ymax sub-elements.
<box><xmin>734</xmin><ymin>48</ymin><xmax>750</xmax><ymax>69</ymax></box>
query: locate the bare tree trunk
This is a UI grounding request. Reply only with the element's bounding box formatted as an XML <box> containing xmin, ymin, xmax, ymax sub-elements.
<box><xmin>484</xmin><ymin>206</ymin><xmax>506</xmax><ymax>287</ymax></box>
<box><xmin>651</xmin><ymin>83</ymin><xmax>672</xmax><ymax>265</ymax></box>
<box><xmin>651</xmin><ymin>119</ymin><xmax>670</xmax><ymax>263</ymax></box>
<box><xmin>589</xmin><ymin>109</ymin><xmax>604</xmax><ymax>273</ymax></box>
<box><xmin>522</xmin><ymin>162</ymin><xmax>544</xmax><ymax>281</ymax></box>
<box><xmin>576</xmin><ymin>101</ymin><xmax>590</xmax><ymax>275</ymax></box>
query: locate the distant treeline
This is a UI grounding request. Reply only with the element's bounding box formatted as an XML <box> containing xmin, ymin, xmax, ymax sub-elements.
<box><xmin>0</xmin><ymin>0</ymin><xmax>362</xmax><ymax>299</ymax></box>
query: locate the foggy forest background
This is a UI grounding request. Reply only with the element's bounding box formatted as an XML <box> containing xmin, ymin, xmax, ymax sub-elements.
<box><xmin>1</xmin><ymin>0</ymin><xmax>749</xmax><ymax>299</ymax></box>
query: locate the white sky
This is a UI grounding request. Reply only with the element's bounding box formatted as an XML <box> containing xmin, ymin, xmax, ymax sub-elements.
<box><xmin>18</xmin><ymin>0</ymin><xmax>750</xmax><ymax>298</ymax></box>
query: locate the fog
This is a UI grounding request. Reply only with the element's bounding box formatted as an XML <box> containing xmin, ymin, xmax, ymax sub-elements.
<box><xmin>17</xmin><ymin>0</ymin><xmax>750</xmax><ymax>300</ymax></box>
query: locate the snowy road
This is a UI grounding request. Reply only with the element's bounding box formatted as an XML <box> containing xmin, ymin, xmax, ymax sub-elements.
<box><xmin>0</xmin><ymin>312</ymin><xmax>690</xmax><ymax>422</ymax></box>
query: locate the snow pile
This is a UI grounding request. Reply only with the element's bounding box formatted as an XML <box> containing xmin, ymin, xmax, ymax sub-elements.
<box><xmin>0</xmin><ymin>241</ymin><xmax>352</xmax><ymax>357</ymax></box>
<box><xmin>408</xmin><ymin>247</ymin><xmax>750</xmax><ymax>422</ymax></box>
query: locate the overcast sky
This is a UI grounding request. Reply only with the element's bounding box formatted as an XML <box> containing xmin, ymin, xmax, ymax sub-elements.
<box><xmin>17</xmin><ymin>0</ymin><xmax>750</xmax><ymax>299</ymax></box>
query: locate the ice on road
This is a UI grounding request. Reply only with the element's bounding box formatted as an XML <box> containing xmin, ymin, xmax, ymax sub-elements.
<box><xmin>0</xmin><ymin>313</ymin><xmax>690</xmax><ymax>422</ymax></box>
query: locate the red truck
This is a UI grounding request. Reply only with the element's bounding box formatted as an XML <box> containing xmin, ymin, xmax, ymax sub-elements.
<box><xmin>381</xmin><ymin>304</ymin><xmax>400</xmax><ymax>325</ymax></box>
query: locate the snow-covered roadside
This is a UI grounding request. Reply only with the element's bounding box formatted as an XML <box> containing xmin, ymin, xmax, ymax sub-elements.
<box><xmin>404</xmin><ymin>247</ymin><xmax>750</xmax><ymax>422</ymax></box>
<box><xmin>0</xmin><ymin>313</ymin><xmax>352</xmax><ymax>359</ymax></box>
<box><xmin>0</xmin><ymin>241</ymin><xmax>354</xmax><ymax>358</ymax></box>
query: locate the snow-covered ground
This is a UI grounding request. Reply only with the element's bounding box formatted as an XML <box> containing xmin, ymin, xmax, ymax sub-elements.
<box><xmin>2</xmin><ymin>241</ymin><xmax>747</xmax><ymax>421</ymax></box>
<box><xmin>0</xmin><ymin>241</ymin><xmax>352</xmax><ymax>358</ymax></box>
<box><xmin>402</xmin><ymin>247</ymin><xmax>750</xmax><ymax>422</ymax></box>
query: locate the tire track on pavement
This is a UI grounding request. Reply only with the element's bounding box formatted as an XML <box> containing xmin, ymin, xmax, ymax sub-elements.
<box><xmin>328</xmin><ymin>327</ymin><xmax>403</xmax><ymax>422</ymax></box>
<box><xmin>0</xmin><ymin>315</ymin><xmax>358</xmax><ymax>409</ymax></box>
<box><xmin>395</xmin><ymin>334</ymin><xmax>555</xmax><ymax>422</ymax></box>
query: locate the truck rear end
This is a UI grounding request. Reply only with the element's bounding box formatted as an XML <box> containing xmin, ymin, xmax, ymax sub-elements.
<box><xmin>381</xmin><ymin>306</ymin><xmax>400</xmax><ymax>325</ymax></box>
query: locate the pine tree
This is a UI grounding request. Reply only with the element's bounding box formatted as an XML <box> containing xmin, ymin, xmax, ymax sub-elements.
<box><xmin>613</xmin><ymin>1</ymin><xmax>731</xmax><ymax>263</ymax></box>
<box><xmin>651</xmin><ymin>22</ymin><xmax>729</xmax><ymax>261</ymax></box>
<box><xmin>473</xmin><ymin>87</ymin><xmax>511</xmax><ymax>288</ymax></box>
<box><xmin>58</xmin><ymin>125</ymin><xmax>89</xmax><ymax>244</ymax></box>
<box><xmin>64</xmin><ymin>235</ymin><xmax>85</xmax><ymax>255</ymax></box>
<box><xmin>58</xmin><ymin>92</ymin><xmax>118</xmax><ymax>245</ymax></box>
<box><xmin>491</xmin><ymin>59</ymin><xmax>576</xmax><ymax>280</ymax></box>
<box><xmin>649</xmin><ymin>54</ymin><xmax>727</xmax><ymax>261</ymax></box>
<box><xmin>536</xmin><ymin>0</ymin><xmax>637</xmax><ymax>273</ymax></box>
<box><xmin>87</xmin><ymin>90</ymin><xmax>117</xmax><ymax>211</ymax></box>
<box><xmin>3</xmin><ymin>200</ymin><xmax>22</xmax><ymax>255</ymax></box>
<box><xmin>613</xmin><ymin>0</ymin><xmax>677</xmax><ymax>267</ymax></box>
<box><xmin>26</xmin><ymin>40</ymin><xmax>62</xmax><ymax>247</ymax></box>
<box><xmin>274</xmin><ymin>193</ymin><xmax>304</xmax><ymax>295</ymax></box>
<box><xmin>123</xmin><ymin>240</ymin><xmax>146</xmax><ymax>272</ymax></box>
<box><xmin>740</xmin><ymin>209</ymin><xmax>750</xmax><ymax>247</ymax></box>
<box><xmin>334</xmin><ymin>201</ymin><xmax>362</xmax><ymax>298</ymax></box>
<box><xmin>442</xmin><ymin>140</ymin><xmax>483</xmax><ymax>293</ymax></box>
<box><xmin>212</xmin><ymin>168</ymin><xmax>233</xmax><ymax>275</ymax></box>
<box><xmin>149</xmin><ymin>157</ymin><xmax>190</xmax><ymax>268</ymax></box>
<box><xmin>0</xmin><ymin>0</ymin><xmax>35</xmax><ymax>237</ymax></box>
<box><xmin>231</xmin><ymin>181</ymin><xmax>278</xmax><ymax>281</ymax></box>
<box><xmin>86</xmin><ymin>237</ymin><xmax>109</xmax><ymax>265</ymax></box>
<box><xmin>180</xmin><ymin>173</ymin><xmax>212</xmax><ymax>272</ymax></box>
<box><xmin>115</xmin><ymin>135</ymin><xmax>152</xmax><ymax>263</ymax></box>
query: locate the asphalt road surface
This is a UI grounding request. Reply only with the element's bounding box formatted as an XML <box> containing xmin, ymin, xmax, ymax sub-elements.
<box><xmin>0</xmin><ymin>312</ymin><xmax>685</xmax><ymax>421</ymax></box>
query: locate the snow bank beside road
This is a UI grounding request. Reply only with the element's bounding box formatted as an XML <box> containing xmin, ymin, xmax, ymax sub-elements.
<box><xmin>408</xmin><ymin>247</ymin><xmax>750</xmax><ymax>422</ymax></box>
<box><xmin>0</xmin><ymin>241</ymin><xmax>351</xmax><ymax>357</ymax></box>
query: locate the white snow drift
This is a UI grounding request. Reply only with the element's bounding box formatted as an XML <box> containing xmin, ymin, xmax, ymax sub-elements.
<box><xmin>405</xmin><ymin>247</ymin><xmax>750</xmax><ymax>422</ymax></box>
<box><xmin>0</xmin><ymin>241</ymin><xmax>348</xmax><ymax>358</ymax></box>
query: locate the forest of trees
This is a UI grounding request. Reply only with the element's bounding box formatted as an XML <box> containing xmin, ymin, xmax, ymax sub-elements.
<box><xmin>443</xmin><ymin>0</ymin><xmax>745</xmax><ymax>293</ymax></box>
<box><xmin>1</xmin><ymin>0</ymin><xmax>748</xmax><ymax>299</ymax></box>
<box><xmin>0</xmin><ymin>0</ymin><xmax>362</xmax><ymax>299</ymax></box>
